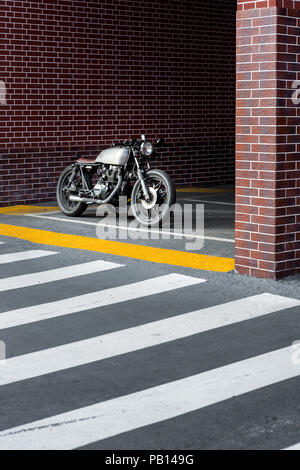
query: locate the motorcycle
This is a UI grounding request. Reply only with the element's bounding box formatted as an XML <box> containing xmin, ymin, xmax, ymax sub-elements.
<box><xmin>56</xmin><ymin>135</ymin><xmax>176</xmax><ymax>227</ymax></box>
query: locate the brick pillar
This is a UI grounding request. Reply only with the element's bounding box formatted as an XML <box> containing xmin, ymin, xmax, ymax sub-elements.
<box><xmin>236</xmin><ymin>0</ymin><xmax>300</xmax><ymax>279</ymax></box>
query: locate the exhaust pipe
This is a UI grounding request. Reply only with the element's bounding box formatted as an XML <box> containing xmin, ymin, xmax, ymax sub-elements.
<box><xmin>69</xmin><ymin>195</ymin><xmax>85</xmax><ymax>203</ymax></box>
<box><xmin>69</xmin><ymin>174</ymin><xmax>123</xmax><ymax>205</ymax></box>
<box><xmin>100</xmin><ymin>174</ymin><xmax>123</xmax><ymax>204</ymax></box>
<box><xmin>69</xmin><ymin>194</ymin><xmax>100</xmax><ymax>204</ymax></box>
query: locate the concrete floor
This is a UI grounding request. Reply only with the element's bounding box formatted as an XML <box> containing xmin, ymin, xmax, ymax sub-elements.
<box><xmin>1</xmin><ymin>189</ymin><xmax>236</xmax><ymax>259</ymax></box>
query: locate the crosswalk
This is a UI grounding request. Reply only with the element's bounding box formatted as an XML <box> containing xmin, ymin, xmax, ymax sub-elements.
<box><xmin>0</xmin><ymin>250</ymin><xmax>57</xmax><ymax>264</ymax></box>
<box><xmin>0</xmin><ymin>240</ymin><xmax>300</xmax><ymax>450</ymax></box>
<box><xmin>0</xmin><ymin>273</ymin><xmax>204</xmax><ymax>329</ymax></box>
<box><xmin>0</xmin><ymin>293</ymin><xmax>299</xmax><ymax>388</ymax></box>
<box><xmin>0</xmin><ymin>347</ymin><xmax>297</xmax><ymax>450</ymax></box>
<box><xmin>0</xmin><ymin>260</ymin><xmax>124</xmax><ymax>292</ymax></box>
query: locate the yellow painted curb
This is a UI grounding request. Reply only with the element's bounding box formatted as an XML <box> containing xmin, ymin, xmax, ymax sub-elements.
<box><xmin>177</xmin><ymin>188</ymin><xmax>234</xmax><ymax>194</ymax></box>
<box><xmin>0</xmin><ymin>205</ymin><xmax>58</xmax><ymax>215</ymax></box>
<box><xmin>0</xmin><ymin>223</ymin><xmax>235</xmax><ymax>273</ymax></box>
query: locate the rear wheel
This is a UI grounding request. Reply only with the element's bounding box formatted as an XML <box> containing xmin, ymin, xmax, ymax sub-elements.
<box><xmin>56</xmin><ymin>165</ymin><xmax>88</xmax><ymax>217</ymax></box>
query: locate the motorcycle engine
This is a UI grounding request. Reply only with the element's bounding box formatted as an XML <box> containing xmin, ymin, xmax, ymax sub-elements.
<box><xmin>93</xmin><ymin>164</ymin><xmax>119</xmax><ymax>199</ymax></box>
<box><xmin>93</xmin><ymin>182</ymin><xmax>108</xmax><ymax>199</ymax></box>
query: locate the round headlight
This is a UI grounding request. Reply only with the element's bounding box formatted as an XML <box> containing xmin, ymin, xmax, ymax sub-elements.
<box><xmin>140</xmin><ymin>141</ymin><xmax>153</xmax><ymax>157</ymax></box>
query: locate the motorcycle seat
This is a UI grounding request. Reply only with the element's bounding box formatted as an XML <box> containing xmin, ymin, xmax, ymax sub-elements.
<box><xmin>78</xmin><ymin>158</ymin><xmax>97</xmax><ymax>164</ymax></box>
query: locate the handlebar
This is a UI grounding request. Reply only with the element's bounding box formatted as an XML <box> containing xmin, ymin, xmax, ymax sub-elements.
<box><xmin>113</xmin><ymin>137</ymin><xmax>165</xmax><ymax>148</ymax></box>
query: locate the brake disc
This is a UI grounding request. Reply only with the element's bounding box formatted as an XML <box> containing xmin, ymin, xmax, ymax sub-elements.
<box><xmin>141</xmin><ymin>187</ymin><xmax>158</xmax><ymax>210</ymax></box>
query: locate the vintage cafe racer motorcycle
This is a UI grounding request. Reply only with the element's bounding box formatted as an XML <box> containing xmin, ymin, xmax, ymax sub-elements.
<box><xmin>56</xmin><ymin>135</ymin><xmax>176</xmax><ymax>226</ymax></box>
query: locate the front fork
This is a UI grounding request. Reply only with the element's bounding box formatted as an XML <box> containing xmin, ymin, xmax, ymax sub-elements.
<box><xmin>135</xmin><ymin>158</ymin><xmax>151</xmax><ymax>203</ymax></box>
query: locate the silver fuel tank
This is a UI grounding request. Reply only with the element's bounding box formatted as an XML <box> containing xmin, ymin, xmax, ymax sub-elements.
<box><xmin>96</xmin><ymin>147</ymin><xmax>130</xmax><ymax>166</ymax></box>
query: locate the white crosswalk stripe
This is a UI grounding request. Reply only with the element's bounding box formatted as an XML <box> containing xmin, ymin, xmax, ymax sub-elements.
<box><xmin>0</xmin><ymin>260</ymin><xmax>123</xmax><ymax>292</ymax></box>
<box><xmin>0</xmin><ymin>250</ymin><xmax>58</xmax><ymax>264</ymax></box>
<box><xmin>0</xmin><ymin>293</ymin><xmax>298</xmax><ymax>387</ymax></box>
<box><xmin>284</xmin><ymin>443</ymin><xmax>300</xmax><ymax>450</ymax></box>
<box><xmin>0</xmin><ymin>273</ymin><xmax>205</xmax><ymax>330</ymax></box>
<box><xmin>0</xmin><ymin>346</ymin><xmax>297</xmax><ymax>450</ymax></box>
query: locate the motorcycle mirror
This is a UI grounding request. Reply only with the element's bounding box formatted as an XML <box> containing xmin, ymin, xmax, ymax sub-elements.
<box><xmin>141</xmin><ymin>134</ymin><xmax>146</xmax><ymax>141</ymax></box>
<box><xmin>156</xmin><ymin>138</ymin><xmax>165</xmax><ymax>147</ymax></box>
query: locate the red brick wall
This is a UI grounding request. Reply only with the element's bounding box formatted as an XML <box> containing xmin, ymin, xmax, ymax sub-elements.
<box><xmin>236</xmin><ymin>0</ymin><xmax>300</xmax><ymax>278</ymax></box>
<box><xmin>238</xmin><ymin>0</ymin><xmax>300</xmax><ymax>9</ymax></box>
<box><xmin>0</xmin><ymin>0</ymin><xmax>236</xmax><ymax>206</ymax></box>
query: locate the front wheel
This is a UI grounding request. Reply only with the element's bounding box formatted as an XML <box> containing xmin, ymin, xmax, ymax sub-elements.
<box><xmin>131</xmin><ymin>169</ymin><xmax>176</xmax><ymax>227</ymax></box>
<box><xmin>56</xmin><ymin>165</ymin><xmax>88</xmax><ymax>217</ymax></box>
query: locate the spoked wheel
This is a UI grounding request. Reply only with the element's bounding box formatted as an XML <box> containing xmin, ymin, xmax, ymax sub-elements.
<box><xmin>56</xmin><ymin>165</ymin><xmax>88</xmax><ymax>217</ymax></box>
<box><xmin>131</xmin><ymin>169</ymin><xmax>176</xmax><ymax>227</ymax></box>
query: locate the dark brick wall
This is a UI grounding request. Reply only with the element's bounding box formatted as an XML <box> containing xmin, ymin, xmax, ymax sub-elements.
<box><xmin>0</xmin><ymin>0</ymin><xmax>236</xmax><ymax>206</ymax></box>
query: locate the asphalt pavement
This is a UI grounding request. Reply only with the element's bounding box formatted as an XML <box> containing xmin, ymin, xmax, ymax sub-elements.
<box><xmin>0</xmin><ymin>189</ymin><xmax>300</xmax><ymax>450</ymax></box>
